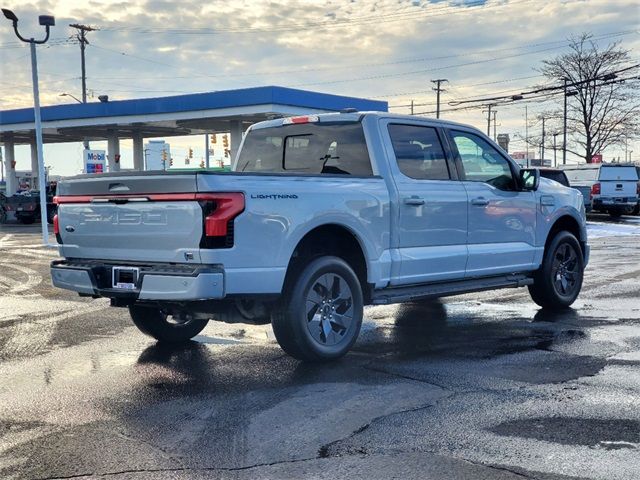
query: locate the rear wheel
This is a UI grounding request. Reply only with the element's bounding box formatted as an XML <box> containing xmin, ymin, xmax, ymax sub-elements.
<box><xmin>129</xmin><ymin>305</ymin><xmax>208</xmax><ymax>343</ymax></box>
<box><xmin>632</xmin><ymin>204</ymin><xmax>640</xmax><ymax>216</ymax></box>
<box><xmin>272</xmin><ymin>256</ymin><xmax>363</xmax><ymax>362</ymax></box>
<box><xmin>19</xmin><ymin>216</ymin><xmax>35</xmax><ymax>224</ymax></box>
<box><xmin>609</xmin><ymin>208</ymin><xmax>622</xmax><ymax>218</ymax></box>
<box><xmin>529</xmin><ymin>231</ymin><xmax>584</xmax><ymax>310</ymax></box>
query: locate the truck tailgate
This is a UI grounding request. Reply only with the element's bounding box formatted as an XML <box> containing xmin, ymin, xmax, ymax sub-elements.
<box><xmin>56</xmin><ymin>173</ymin><xmax>204</xmax><ymax>263</ymax></box>
<box><xmin>600</xmin><ymin>180</ymin><xmax>637</xmax><ymax>198</ymax></box>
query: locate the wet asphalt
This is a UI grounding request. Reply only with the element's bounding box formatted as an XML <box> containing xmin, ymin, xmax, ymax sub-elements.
<box><xmin>0</xmin><ymin>215</ymin><xmax>639</xmax><ymax>480</ymax></box>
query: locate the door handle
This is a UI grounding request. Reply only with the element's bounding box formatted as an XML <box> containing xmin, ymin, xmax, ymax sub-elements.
<box><xmin>403</xmin><ymin>197</ymin><xmax>425</xmax><ymax>206</ymax></box>
<box><xmin>470</xmin><ymin>197</ymin><xmax>489</xmax><ymax>206</ymax></box>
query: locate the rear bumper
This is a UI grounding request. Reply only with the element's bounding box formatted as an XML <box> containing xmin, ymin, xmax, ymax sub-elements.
<box><xmin>593</xmin><ymin>197</ymin><xmax>638</xmax><ymax>208</ymax></box>
<box><xmin>51</xmin><ymin>260</ymin><xmax>224</xmax><ymax>301</ymax></box>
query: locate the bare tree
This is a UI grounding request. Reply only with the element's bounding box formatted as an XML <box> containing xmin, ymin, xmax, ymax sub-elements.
<box><xmin>540</xmin><ymin>34</ymin><xmax>639</xmax><ymax>163</ymax></box>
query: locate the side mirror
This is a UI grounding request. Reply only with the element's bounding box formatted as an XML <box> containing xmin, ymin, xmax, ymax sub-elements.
<box><xmin>519</xmin><ymin>168</ymin><xmax>540</xmax><ymax>191</ymax></box>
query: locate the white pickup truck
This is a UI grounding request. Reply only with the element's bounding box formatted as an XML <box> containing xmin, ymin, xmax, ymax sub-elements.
<box><xmin>563</xmin><ymin>163</ymin><xmax>640</xmax><ymax>217</ymax></box>
<box><xmin>51</xmin><ymin>112</ymin><xmax>588</xmax><ymax>362</ymax></box>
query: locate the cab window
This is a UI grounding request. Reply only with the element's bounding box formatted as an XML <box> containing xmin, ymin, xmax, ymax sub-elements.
<box><xmin>450</xmin><ymin>130</ymin><xmax>515</xmax><ymax>190</ymax></box>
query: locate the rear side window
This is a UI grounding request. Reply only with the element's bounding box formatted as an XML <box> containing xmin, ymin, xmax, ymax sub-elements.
<box><xmin>236</xmin><ymin>122</ymin><xmax>372</xmax><ymax>176</ymax></box>
<box><xmin>388</xmin><ymin>124</ymin><xmax>450</xmax><ymax>180</ymax></box>
<box><xmin>598</xmin><ymin>166</ymin><xmax>639</xmax><ymax>181</ymax></box>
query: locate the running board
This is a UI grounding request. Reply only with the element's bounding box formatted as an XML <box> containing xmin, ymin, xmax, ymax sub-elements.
<box><xmin>371</xmin><ymin>274</ymin><xmax>533</xmax><ymax>305</ymax></box>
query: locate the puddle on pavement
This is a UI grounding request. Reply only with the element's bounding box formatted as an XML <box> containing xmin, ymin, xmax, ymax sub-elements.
<box><xmin>490</xmin><ymin>417</ymin><xmax>640</xmax><ymax>449</ymax></box>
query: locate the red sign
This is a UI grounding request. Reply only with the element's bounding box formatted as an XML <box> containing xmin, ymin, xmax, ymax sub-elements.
<box><xmin>592</xmin><ymin>154</ymin><xmax>603</xmax><ymax>163</ymax></box>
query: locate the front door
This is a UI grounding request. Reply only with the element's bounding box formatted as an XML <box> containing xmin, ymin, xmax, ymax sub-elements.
<box><xmin>446</xmin><ymin>129</ymin><xmax>537</xmax><ymax>277</ymax></box>
<box><xmin>385</xmin><ymin>122</ymin><xmax>468</xmax><ymax>286</ymax></box>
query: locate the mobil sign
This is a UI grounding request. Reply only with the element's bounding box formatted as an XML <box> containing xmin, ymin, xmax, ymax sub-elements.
<box><xmin>84</xmin><ymin>149</ymin><xmax>106</xmax><ymax>174</ymax></box>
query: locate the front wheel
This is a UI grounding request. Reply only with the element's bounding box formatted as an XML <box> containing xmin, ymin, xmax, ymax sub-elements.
<box><xmin>129</xmin><ymin>305</ymin><xmax>208</xmax><ymax>343</ymax></box>
<box><xmin>528</xmin><ymin>231</ymin><xmax>584</xmax><ymax>310</ymax></box>
<box><xmin>272</xmin><ymin>256</ymin><xmax>363</xmax><ymax>362</ymax></box>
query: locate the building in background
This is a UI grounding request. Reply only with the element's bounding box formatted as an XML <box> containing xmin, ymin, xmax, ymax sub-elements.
<box><xmin>497</xmin><ymin>134</ymin><xmax>510</xmax><ymax>153</ymax></box>
<box><xmin>144</xmin><ymin>140</ymin><xmax>171</xmax><ymax>171</ymax></box>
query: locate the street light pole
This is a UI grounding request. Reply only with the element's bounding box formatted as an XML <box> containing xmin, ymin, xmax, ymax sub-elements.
<box><xmin>563</xmin><ymin>78</ymin><xmax>568</xmax><ymax>165</ymax></box>
<box><xmin>2</xmin><ymin>8</ymin><xmax>55</xmax><ymax>246</ymax></box>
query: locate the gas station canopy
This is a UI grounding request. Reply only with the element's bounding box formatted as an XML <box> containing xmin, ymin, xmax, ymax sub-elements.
<box><xmin>0</xmin><ymin>86</ymin><xmax>388</xmax><ymax>145</ymax></box>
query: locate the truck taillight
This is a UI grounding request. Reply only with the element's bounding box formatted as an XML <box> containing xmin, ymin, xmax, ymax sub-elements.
<box><xmin>198</xmin><ymin>193</ymin><xmax>245</xmax><ymax>248</ymax></box>
<box><xmin>53</xmin><ymin>214</ymin><xmax>63</xmax><ymax>244</ymax></box>
<box><xmin>590</xmin><ymin>183</ymin><xmax>601</xmax><ymax>197</ymax></box>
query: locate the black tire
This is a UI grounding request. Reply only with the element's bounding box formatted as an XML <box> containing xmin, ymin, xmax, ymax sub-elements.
<box><xmin>528</xmin><ymin>231</ymin><xmax>584</xmax><ymax>310</ymax></box>
<box><xmin>609</xmin><ymin>209</ymin><xmax>622</xmax><ymax>218</ymax></box>
<box><xmin>19</xmin><ymin>216</ymin><xmax>35</xmax><ymax>224</ymax></box>
<box><xmin>271</xmin><ymin>256</ymin><xmax>363</xmax><ymax>362</ymax></box>
<box><xmin>632</xmin><ymin>204</ymin><xmax>640</xmax><ymax>216</ymax></box>
<box><xmin>129</xmin><ymin>305</ymin><xmax>208</xmax><ymax>343</ymax></box>
<box><xmin>0</xmin><ymin>209</ymin><xmax>6</xmax><ymax>224</ymax></box>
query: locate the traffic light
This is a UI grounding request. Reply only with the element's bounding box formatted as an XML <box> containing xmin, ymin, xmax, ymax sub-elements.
<box><xmin>188</xmin><ymin>147</ymin><xmax>193</xmax><ymax>159</ymax></box>
<box><xmin>185</xmin><ymin>158</ymin><xmax>190</xmax><ymax>165</ymax></box>
<box><xmin>161</xmin><ymin>149</ymin><xmax>167</xmax><ymax>162</ymax></box>
<box><xmin>199</xmin><ymin>160</ymin><xmax>205</xmax><ymax>168</ymax></box>
<box><xmin>222</xmin><ymin>134</ymin><xmax>229</xmax><ymax>149</ymax></box>
<box><xmin>224</xmin><ymin>149</ymin><xmax>230</xmax><ymax>158</ymax></box>
<box><xmin>169</xmin><ymin>158</ymin><xmax>173</xmax><ymax>167</ymax></box>
<box><xmin>210</xmin><ymin>134</ymin><xmax>216</xmax><ymax>144</ymax></box>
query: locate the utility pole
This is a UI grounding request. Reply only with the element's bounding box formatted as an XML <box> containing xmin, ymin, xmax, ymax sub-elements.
<box><xmin>492</xmin><ymin>110</ymin><xmax>498</xmax><ymax>141</ymax></box>
<box><xmin>541</xmin><ymin>116</ymin><xmax>546</xmax><ymax>163</ymax></box>
<box><xmin>562</xmin><ymin>78</ymin><xmax>568</xmax><ymax>165</ymax></box>
<box><xmin>525</xmin><ymin>105</ymin><xmax>529</xmax><ymax>168</ymax></box>
<box><xmin>431</xmin><ymin>79</ymin><xmax>448</xmax><ymax>118</ymax></box>
<box><xmin>205</xmin><ymin>134</ymin><xmax>210</xmax><ymax>168</ymax></box>
<box><xmin>483</xmin><ymin>104</ymin><xmax>493</xmax><ymax>137</ymax></box>
<box><xmin>70</xmin><ymin>23</ymin><xmax>96</xmax><ymax>150</ymax></box>
<box><xmin>553</xmin><ymin>133</ymin><xmax>558</xmax><ymax>167</ymax></box>
<box><xmin>410</xmin><ymin>100</ymin><xmax>414</xmax><ymax>115</ymax></box>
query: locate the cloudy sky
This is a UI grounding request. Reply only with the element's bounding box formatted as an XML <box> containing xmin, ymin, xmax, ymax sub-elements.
<box><xmin>1</xmin><ymin>0</ymin><xmax>639</xmax><ymax>177</ymax></box>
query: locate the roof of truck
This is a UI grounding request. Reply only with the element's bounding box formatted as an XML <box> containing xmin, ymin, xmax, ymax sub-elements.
<box><xmin>250</xmin><ymin>111</ymin><xmax>483</xmax><ymax>132</ymax></box>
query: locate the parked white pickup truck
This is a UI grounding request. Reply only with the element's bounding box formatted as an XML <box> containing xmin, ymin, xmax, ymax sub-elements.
<box><xmin>51</xmin><ymin>112</ymin><xmax>588</xmax><ymax>361</ymax></box>
<box><xmin>563</xmin><ymin>163</ymin><xmax>639</xmax><ymax>217</ymax></box>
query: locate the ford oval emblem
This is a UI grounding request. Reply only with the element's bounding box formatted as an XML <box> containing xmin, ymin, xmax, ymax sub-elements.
<box><xmin>65</xmin><ymin>225</ymin><xmax>75</xmax><ymax>233</ymax></box>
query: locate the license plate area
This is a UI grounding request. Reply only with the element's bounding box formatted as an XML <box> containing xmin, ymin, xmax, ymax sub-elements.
<box><xmin>112</xmin><ymin>266</ymin><xmax>140</xmax><ymax>290</ymax></box>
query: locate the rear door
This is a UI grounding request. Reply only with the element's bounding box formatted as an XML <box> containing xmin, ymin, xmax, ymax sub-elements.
<box><xmin>383</xmin><ymin>121</ymin><xmax>468</xmax><ymax>286</ymax></box>
<box><xmin>445</xmin><ymin>128</ymin><xmax>537</xmax><ymax>277</ymax></box>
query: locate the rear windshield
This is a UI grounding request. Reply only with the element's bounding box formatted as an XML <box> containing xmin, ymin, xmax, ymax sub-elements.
<box><xmin>564</xmin><ymin>168</ymin><xmax>599</xmax><ymax>182</ymax></box>
<box><xmin>236</xmin><ymin>122</ymin><xmax>373</xmax><ymax>176</ymax></box>
<box><xmin>598</xmin><ymin>166</ymin><xmax>639</xmax><ymax>181</ymax></box>
<box><xmin>540</xmin><ymin>171</ymin><xmax>569</xmax><ymax>186</ymax></box>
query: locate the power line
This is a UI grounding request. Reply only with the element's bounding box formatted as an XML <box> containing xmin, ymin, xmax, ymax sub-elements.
<box><xmin>448</xmin><ymin>64</ymin><xmax>640</xmax><ymax>106</ymax></box>
<box><xmin>98</xmin><ymin>0</ymin><xmax>535</xmax><ymax>35</ymax></box>
<box><xmin>88</xmin><ymin>30</ymin><xmax>638</xmax><ymax>82</ymax></box>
